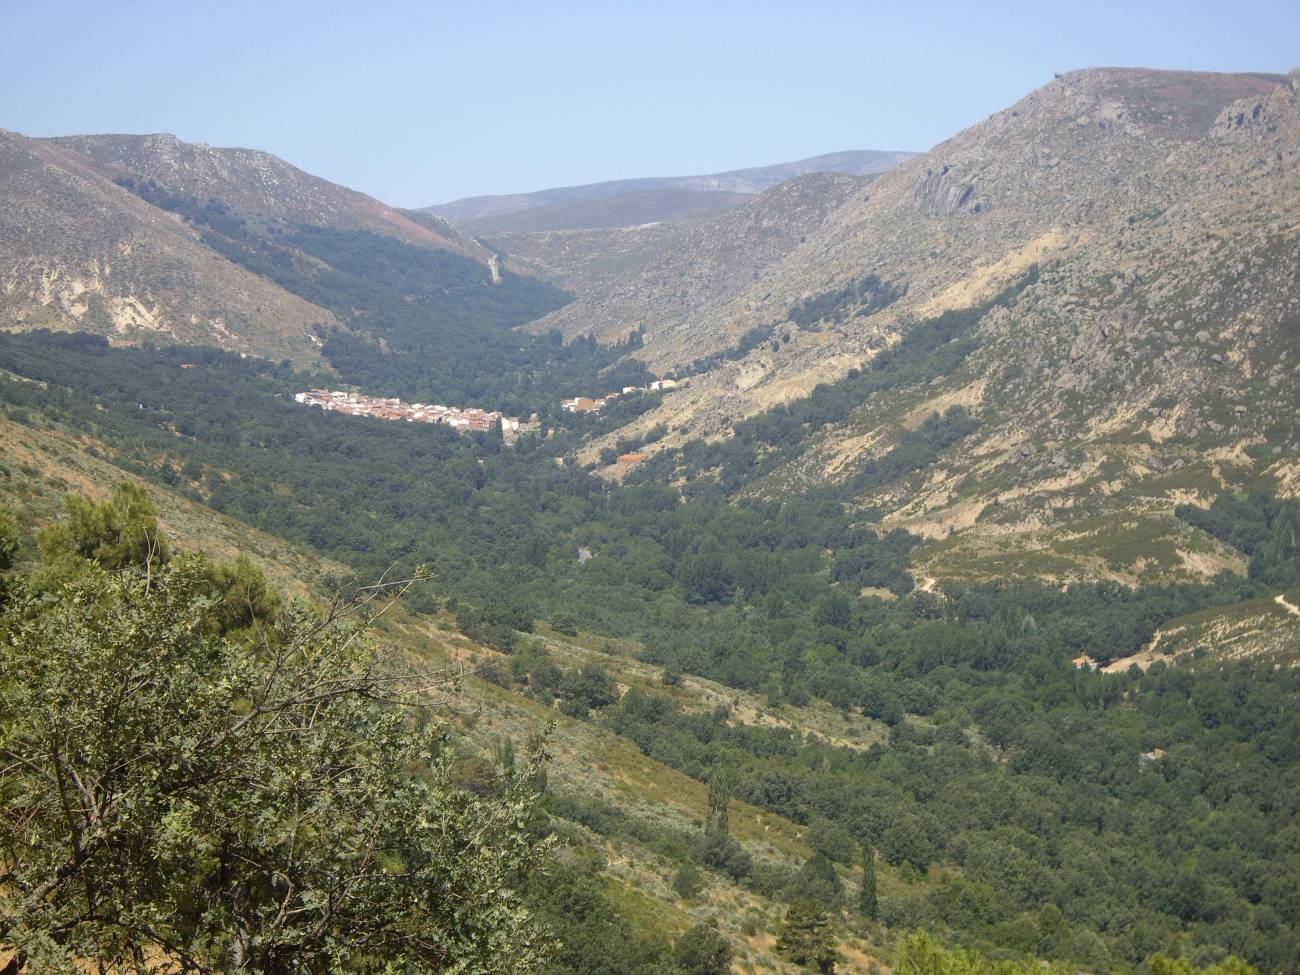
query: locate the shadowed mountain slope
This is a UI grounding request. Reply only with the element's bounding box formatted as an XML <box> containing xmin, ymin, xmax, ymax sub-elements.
<box><xmin>3</xmin><ymin>130</ymin><xmax>576</xmax><ymax>395</ymax></box>
<box><xmin>503</xmin><ymin>172</ymin><xmax>872</xmax><ymax>349</ymax></box>
<box><xmin>49</xmin><ymin>132</ymin><xmax>486</xmax><ymax>258</ymax></box>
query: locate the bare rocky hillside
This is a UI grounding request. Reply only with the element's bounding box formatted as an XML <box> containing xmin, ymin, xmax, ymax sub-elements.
<box><xmin>589</xmin><ymin>68</ymin><xmax>1300</xmax><ymax>583</ymax></box>
<box><xmin>0</xmin><ymin>129</ymin><xmax>336</xmax><ymax>360</ymax></box>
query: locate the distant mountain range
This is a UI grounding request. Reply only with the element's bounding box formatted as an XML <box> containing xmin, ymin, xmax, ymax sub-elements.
<box><xmin>0</xmin><ymin>136</ymin><xmax>913</xmax><ymax>361</ymax></box>
<box><xmin>503</xmin><ymin>171</ymin><xmax>872</xmax><ymax>348</ymax></box>
<box><xmin>422</xmin><ymin>149</ymin><xmax>918</xmax><ymax>234</ymax></box>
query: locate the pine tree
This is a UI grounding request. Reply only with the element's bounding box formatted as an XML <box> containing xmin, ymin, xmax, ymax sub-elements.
<box><xmin>776</xmin><ymin>897</ymin><xmax>837</xmax><ymax>973</ymax></box>
<box><xmin>1252</xmin><ymin>501</ymin><xmax>1300</xmax><ymax>586</ymax></box>
<box><xmin>860</xmin><ymin>842</ymin><xmax>878</xmax><ymax>921</ymax></box>
<box><xmin>706</xmin><ymin>765</ymin><xmax>737</xmax><ymax>836</ymax></box>
<box><xmin>793</xmin><ymin>853</ymin><xmax>843</xmax><ymax>910</ymax></box>
<box><xmin>37</xmin><ymin>481</ymin><xmax>170</xmax><ymax>571</ymax></box>
<box><xmin>0</xmin><ymin>508</ymin><xmax>18</xmax><ymax>573</ymax></box>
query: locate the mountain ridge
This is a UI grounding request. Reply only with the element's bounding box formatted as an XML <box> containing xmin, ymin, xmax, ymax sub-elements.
<box><xmin>47</xmin><ymin>132</ymin><xmax>488</xmax><ymax>259</ymax></box>
<box><xmin>423</xmin><ymin>148</ymin><xmax>918</xmax><ymax>231</ymax></box>
<box><xmin>503</xmin><ymin>171</ymin><xmax>873</xmax><ymax>348</ymax></box>
<box><xmin>0</xmin><ymin>128</ymin><xmax>338</xmax><ymax>361</ymax></box>
<box><xmin>578</xmin><ymin>67</ymin><xmax>1300</xmax><ymax>583</ymax></box>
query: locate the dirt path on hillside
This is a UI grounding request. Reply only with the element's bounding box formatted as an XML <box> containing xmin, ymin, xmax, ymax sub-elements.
<box><xmin>1276</xmin><ymin>593</ymin><xmax>1300</xmax><ymax>618</ymax></box>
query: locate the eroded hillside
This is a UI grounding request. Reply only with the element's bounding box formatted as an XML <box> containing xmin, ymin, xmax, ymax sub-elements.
<box><xmin>591</xmin><ymin>69</ymin><xmax>1300</xmax><ymax>583</ymax></box>
<box><xmin>0</xmin><ymin>130</ymin><xmax>337</xmax><ymax>360</ymax></box>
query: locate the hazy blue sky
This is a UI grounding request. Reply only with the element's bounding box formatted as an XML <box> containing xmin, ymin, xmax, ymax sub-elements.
<box><xmin>2</xmin><ymin>0</ymin><xmax>1296</xmax><ymax>207</ymax></box>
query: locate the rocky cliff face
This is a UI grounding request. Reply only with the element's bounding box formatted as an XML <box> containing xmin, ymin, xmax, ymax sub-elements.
<box><xmin>0</xmin><ymin>130</ymin><xmax>336</xmax><ymax>360</ymax></box>
<box><xmin>586</xmin><ymin>68</ymin><xmax>1300</xmax><ymax>583</ymax></box>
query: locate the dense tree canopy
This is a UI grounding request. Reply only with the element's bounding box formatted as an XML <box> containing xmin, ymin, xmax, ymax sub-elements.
<box><xmin>0</xmin><ymin>504</ymin><xmax>549</xmax><ymax>975</ymax></box>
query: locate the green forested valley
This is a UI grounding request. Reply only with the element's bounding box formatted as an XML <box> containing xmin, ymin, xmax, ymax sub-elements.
<box><xmin>2</xmin><ymin>37</ymin><xmax>1300</xmax><ymax>975</ymax></box>
<box><xmin>1</xmin><ymin>322</ymin><xmax>1297</xmax><ymax>973</ymax></box>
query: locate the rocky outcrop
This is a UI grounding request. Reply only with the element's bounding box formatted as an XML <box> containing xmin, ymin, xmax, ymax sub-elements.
<box><xmin>913</xmin><ymin>165</ymin><xmax>977</xmax><ymax>216</ymax></box>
